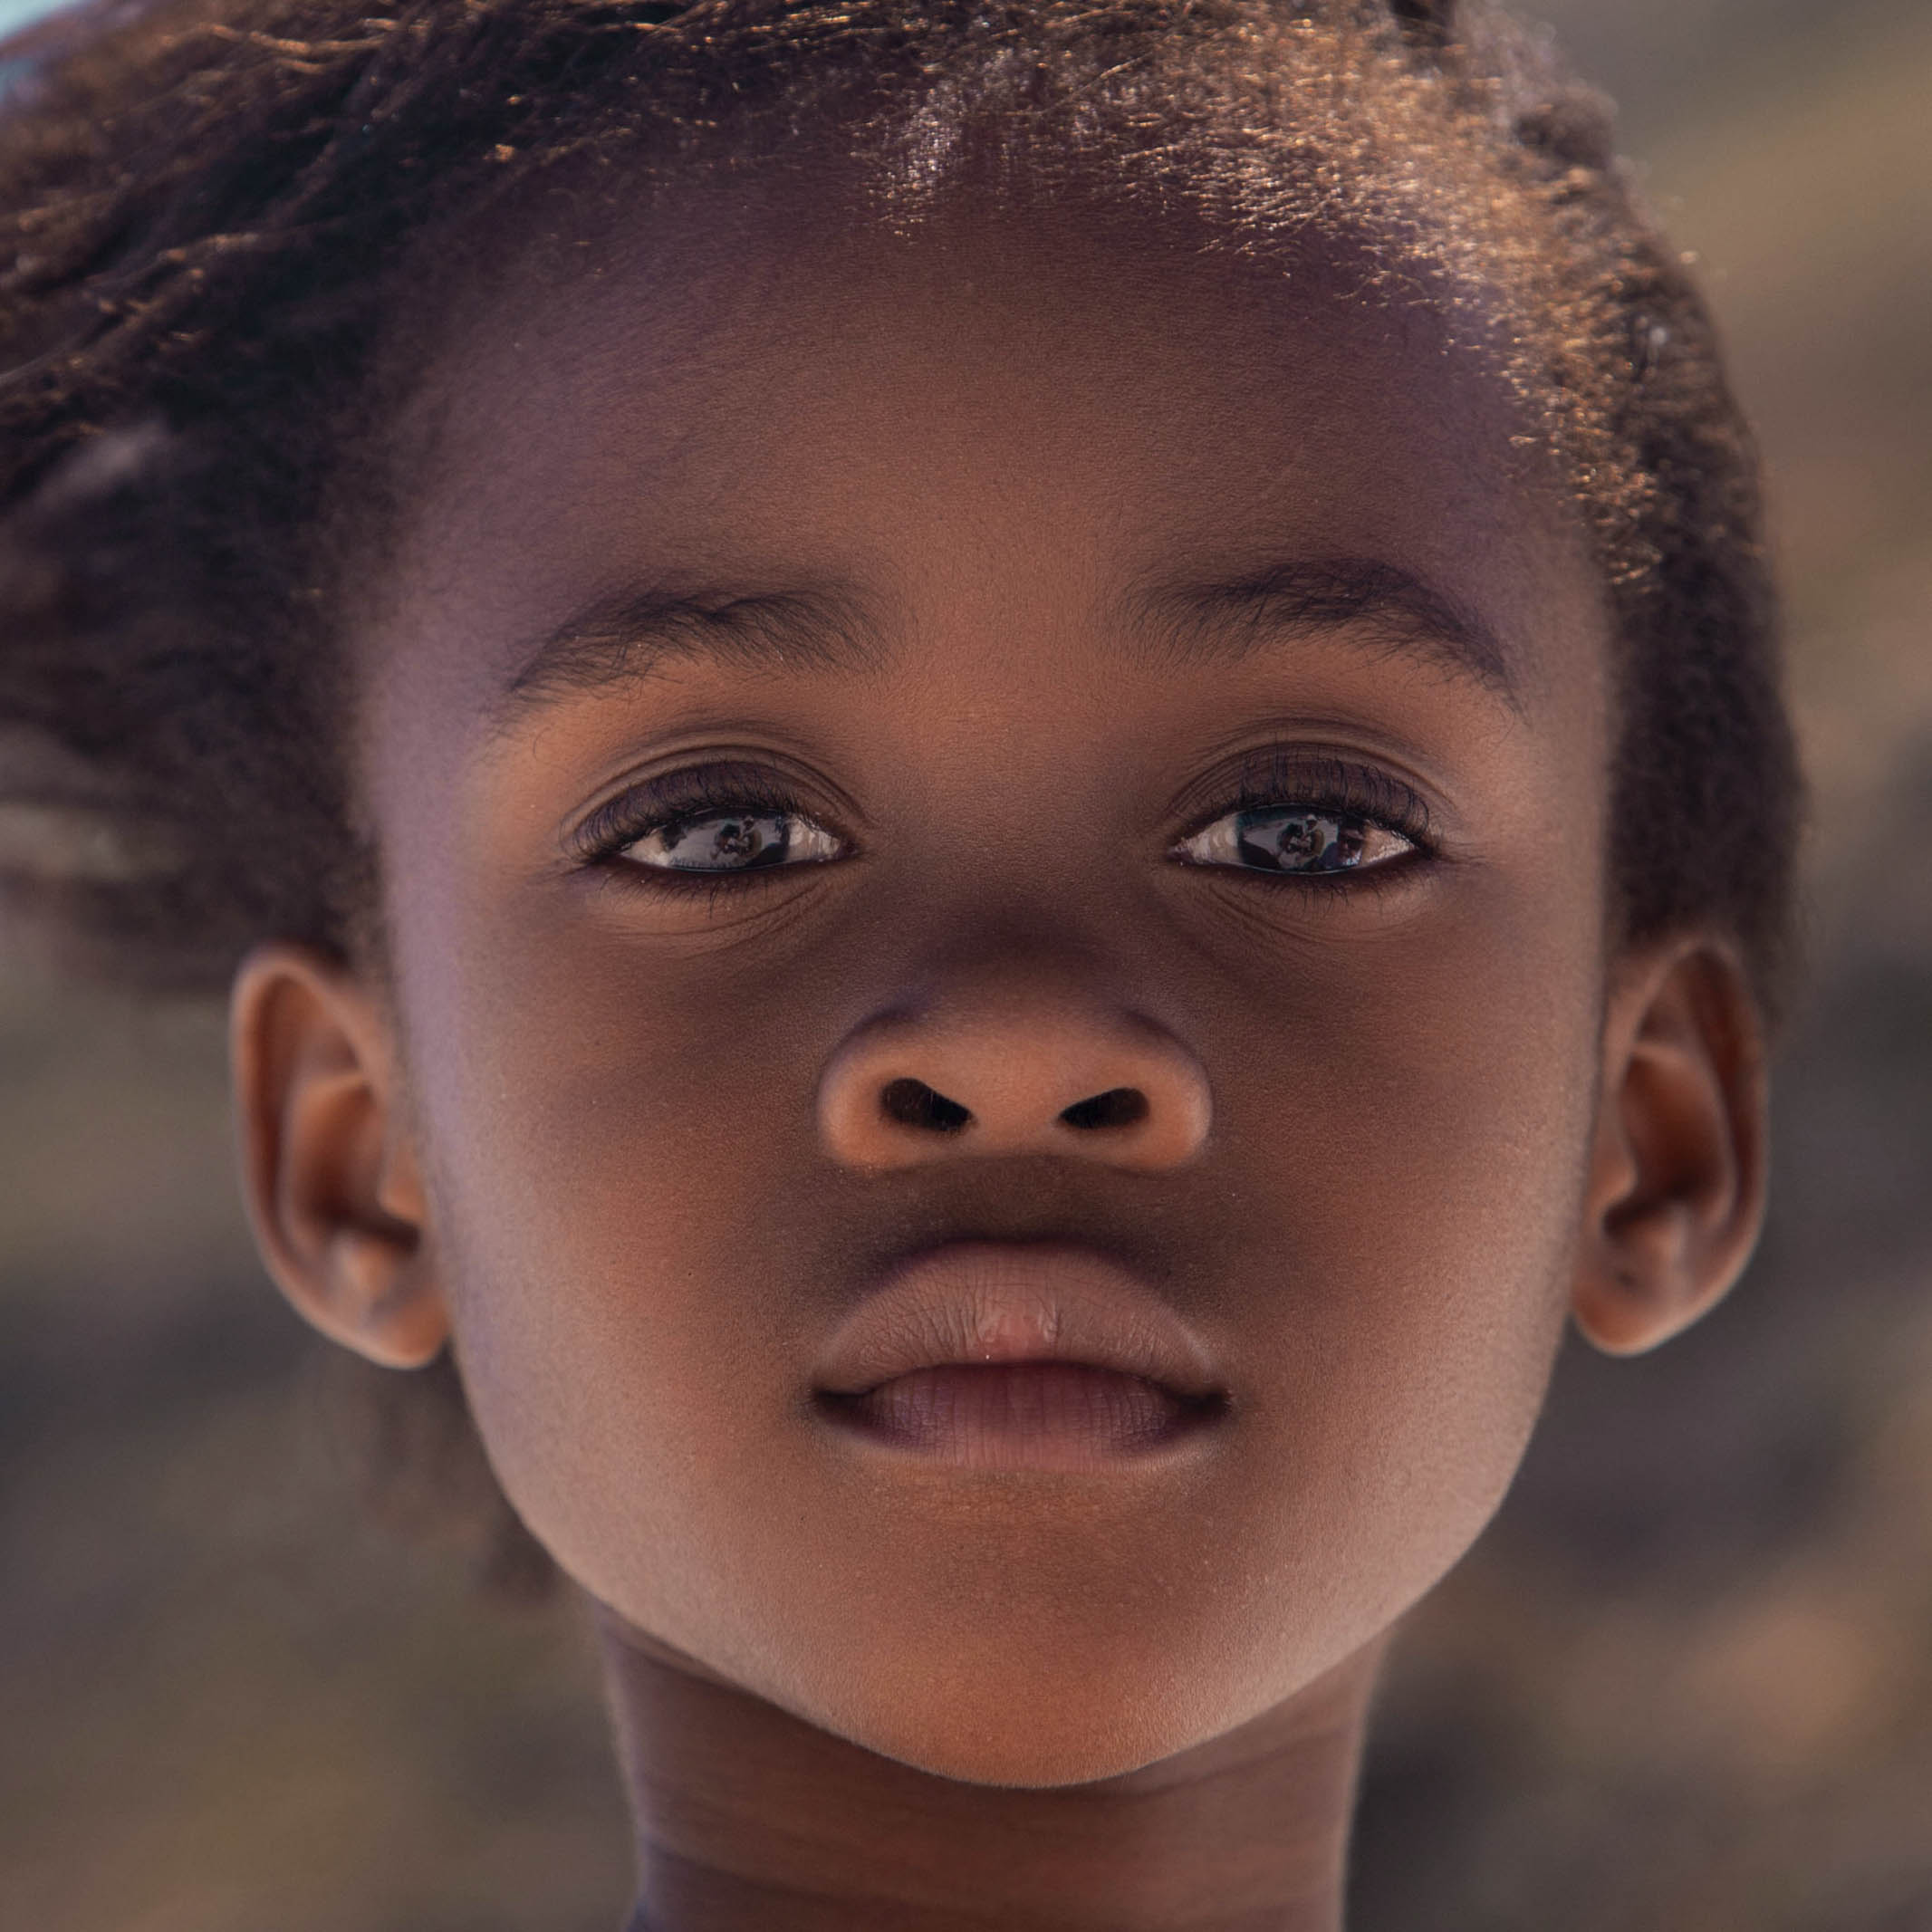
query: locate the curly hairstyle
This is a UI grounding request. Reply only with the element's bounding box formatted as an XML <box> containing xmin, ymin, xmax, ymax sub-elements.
<box><xmin>0</xmin><ymin>0</ymin><xmax>1805</xmax><ymax>1585</ymax></box>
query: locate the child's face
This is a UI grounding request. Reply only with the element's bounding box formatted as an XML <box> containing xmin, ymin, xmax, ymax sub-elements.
<box><xmin>349</xmin><ymin>181</ymin><xmax>1616</xmax><ymax>1783</ymax></box>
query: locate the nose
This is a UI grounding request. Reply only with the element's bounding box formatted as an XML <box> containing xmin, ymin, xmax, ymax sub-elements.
<box><xmin>817</xmin><ymin>992</ymin><xmax>1212</xmax><ymax>1171</ymax></box>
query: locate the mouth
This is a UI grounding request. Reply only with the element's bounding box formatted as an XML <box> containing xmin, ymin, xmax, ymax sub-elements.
<box><xmin>810</xmin><ymin>1240</ymin><xmax>1230</xmax><ymax>1471</ymax></box>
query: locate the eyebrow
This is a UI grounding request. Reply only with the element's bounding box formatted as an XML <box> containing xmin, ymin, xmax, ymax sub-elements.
<box><xmin>490</xmin><ymin>582</ymin><xmax>891</xmax><ymax>731</ymax></box>
<box><xmin>489</xmin><ymin>553</ymin><xmax>1518</xmax><ymax>728</ymax></box>
<box><xmin>1119</xmin><ymin>555</ymin><xmax>1521</xmax><ymax>708</ymax></box>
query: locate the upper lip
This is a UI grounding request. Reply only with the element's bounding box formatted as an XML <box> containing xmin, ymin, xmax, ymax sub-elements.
<box><xmin>811</xmin><ymin>1238</ymin><xmax>1225</xmax><ymax>1402</ymax></box>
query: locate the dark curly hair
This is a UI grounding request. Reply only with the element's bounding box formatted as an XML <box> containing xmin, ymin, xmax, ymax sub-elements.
<box><xmin>0</xmin><ymin>0</ymin><xmax>1805</xmax><ymax>1585</ymax></box>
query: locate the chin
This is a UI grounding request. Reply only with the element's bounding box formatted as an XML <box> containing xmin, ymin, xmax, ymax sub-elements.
<box><xmin>790</xmin><ymin>1634</ymin><xmax>1283</xmax><ymax>1790</ymax></box>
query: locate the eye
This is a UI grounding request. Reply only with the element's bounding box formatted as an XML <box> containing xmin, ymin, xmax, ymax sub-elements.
<box><xmin>617</xmin><ymin>807</ymin><xmax>843</xmax><ymax>874</ymax></box>
<box><xmin>571</xmin><ymin>763</ymin><xmax>851</xmax><ymax>887</ymax></box>
<box><xmin>1171</xmin><ymin>804</ymin><xmax>1415</xmax><ymax>876</ymax></box>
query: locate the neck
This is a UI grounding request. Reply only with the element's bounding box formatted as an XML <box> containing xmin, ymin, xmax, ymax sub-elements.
<box><xmin>598</xmin><ymin>1609</ymin><xmax>1384</xmax><ymax>1932</ymax></box>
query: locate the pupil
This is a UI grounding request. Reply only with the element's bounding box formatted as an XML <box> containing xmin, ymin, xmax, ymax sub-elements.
<box><xmin>710</xmin><ymin>817</ymin><xmax>763</xmax><ymax>860</ymax></box>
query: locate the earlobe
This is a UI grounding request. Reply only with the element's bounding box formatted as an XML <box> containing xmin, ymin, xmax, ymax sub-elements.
<box><xmin>229</xmin><ymin>943</ymin><xmax>448</xmax><ymax>1370</ymax></box>
<box><xmin>1572</xmin><ymin>937</ymin><xmax>1770</xmax><ymax>1357</ymax></box>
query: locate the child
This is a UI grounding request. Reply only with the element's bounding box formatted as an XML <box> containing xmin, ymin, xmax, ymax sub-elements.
<box><xmin>0</xmin><ymin>1</ymin><xmax>1803</xmax><ymax>1925</ymax></box>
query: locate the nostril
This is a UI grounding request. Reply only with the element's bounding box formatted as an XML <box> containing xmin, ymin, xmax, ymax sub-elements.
<box><xmin>880</xmin><ymin>1077</ymin><xmax>973</xmax><ymax>1134</ymax></box>
<box><xmin>1058</xmin><ymin>1087</ymin><xmax>1150</xmax><ymax>1131</ymax></box>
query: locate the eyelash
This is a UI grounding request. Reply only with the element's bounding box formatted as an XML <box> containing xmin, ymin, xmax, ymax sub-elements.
<box><xmin>572</xmin><ymin>752</ymin><xmax>1437</xmax><ymax>898</ymax></box>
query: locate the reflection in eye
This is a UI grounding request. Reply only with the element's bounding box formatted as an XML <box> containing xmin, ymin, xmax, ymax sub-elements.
<box><xmin>619</xmin><ymin>809</ymin><xmax>843</xmax><ymax>873</ymax></box>
<box><xmin>1173</xmin><ymin>805</ymin><xmax>1414</xmax><ymax>875</ymax></box>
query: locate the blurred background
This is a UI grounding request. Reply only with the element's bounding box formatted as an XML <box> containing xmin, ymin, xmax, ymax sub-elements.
<box><xmin>3</xmin><ymin>1</ymin><xmax>1928</xmax><ymax>1927</ymax></box>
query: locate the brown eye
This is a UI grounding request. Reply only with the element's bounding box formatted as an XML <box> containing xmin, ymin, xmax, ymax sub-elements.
<box><xmin>619</xmin><ymin>809</ymin><xmax>844</xmax><ymax>874</ymax></box>
<box><xmin>1171</xmin><ymin>805</ymin><xmax>1414</xmax><ymax>875</ymax></box>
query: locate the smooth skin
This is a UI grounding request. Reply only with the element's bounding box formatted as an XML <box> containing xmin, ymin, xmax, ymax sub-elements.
<box><xmin>231</xmin><ymin>173</ymin><xmax>1767</xmax><ymax>1931</ymax></box>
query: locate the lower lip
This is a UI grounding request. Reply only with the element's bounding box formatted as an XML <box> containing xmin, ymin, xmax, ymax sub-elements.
<box><xmin>816</xmin><ymin>1361</ymin><xmax>1223</xmax><ymax>1470</ymax></box>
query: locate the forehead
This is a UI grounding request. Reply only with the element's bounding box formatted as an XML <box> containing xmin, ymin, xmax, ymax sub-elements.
<box><xmin>363</xmin><ymin>170</ymin><xmax>1599</xmax><ymax>737</ymax></box>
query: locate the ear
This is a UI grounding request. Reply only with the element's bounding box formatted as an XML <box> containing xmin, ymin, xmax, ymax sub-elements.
<box><xmin>229</xmin><ymin>942</ymin><xmax>447</xmax><ymax>1369</ymax></box>
<box><xmin>1572</xmin><ymin>936</ymin><xmax>1770</xmax><ymax>1356</ymax></box>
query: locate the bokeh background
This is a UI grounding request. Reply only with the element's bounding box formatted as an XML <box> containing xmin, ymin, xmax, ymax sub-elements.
<box><xmin>3</xmin><ymin>1</ymin><xmax>1928</xmax><ymax>1927</ymax></box>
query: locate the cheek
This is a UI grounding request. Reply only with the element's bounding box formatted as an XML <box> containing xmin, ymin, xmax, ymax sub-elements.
<box><xmin>408</xmin><ymin>923</ymin><xmax>830</xmax><ymax>1591</ymax></box>
<box><xmin>1182</xmin><ymin>879</ymin><xmax>1599</xmax><ymax>1657</ymax></box>
<box><xmin>1245</xmin><ymin>969</ymin><xmax>1591</xmax><ymax>1582</ymax></box>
